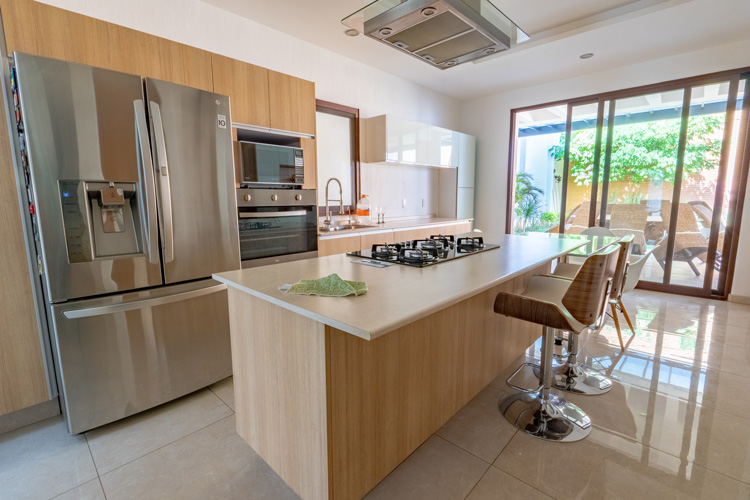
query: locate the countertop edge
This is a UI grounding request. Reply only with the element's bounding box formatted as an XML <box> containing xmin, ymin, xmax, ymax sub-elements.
<box><xmin>318</xmin><ymin>218</ymin><xmax>474</xmax><ymax>239</ymax></box>
<box><xmin>212</xmin><ymin>273</ymin><xmax>374</xmax><ymax>341</ymax></box>
<box><xmin>214</xmin><ymin>238</ymin><xmax>587</xmax><ymax>341</ymax></box>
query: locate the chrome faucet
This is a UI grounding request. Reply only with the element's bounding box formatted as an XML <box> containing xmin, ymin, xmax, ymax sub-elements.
<box><xmin>324</xmin><ymin>177</ymin><xmax>343</xmax><ymax>225</ymax></box>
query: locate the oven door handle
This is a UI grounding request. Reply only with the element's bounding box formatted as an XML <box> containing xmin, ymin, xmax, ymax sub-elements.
<box><xmin>239</xmin><ymin>211</ymin><xmax>308</xmax><ymax>218</ymax></box>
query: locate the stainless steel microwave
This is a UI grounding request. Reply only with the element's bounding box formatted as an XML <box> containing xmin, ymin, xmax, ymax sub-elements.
<box><xmin>239</xmin><ymin>141</ymin><xmax>304</xmax><ymax>187</ymax></box>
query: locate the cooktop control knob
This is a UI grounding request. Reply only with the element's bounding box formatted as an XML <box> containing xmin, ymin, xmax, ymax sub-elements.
<box><xmin>271</xmin><ymin>194</ymin><xmax>279</xmax><ymax>201</ymax></box>
<box><xmin>295</xmin><ymin>194</ymin><xmax>302</xmax><ymax>201</ymax></box>
<box><xmin>244</xmin><ymin>194</ymin><xmax>252</xmax><ymax>202</ymax></box>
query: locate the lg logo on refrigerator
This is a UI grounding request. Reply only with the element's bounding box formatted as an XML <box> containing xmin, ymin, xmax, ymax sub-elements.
<box><xmin>217</xmin><ymin>114</ymin><xmax>227</xmax><ymax>129</ymax></box>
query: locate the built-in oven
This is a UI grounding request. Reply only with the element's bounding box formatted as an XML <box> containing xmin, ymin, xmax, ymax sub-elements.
<box><xmin>239</xmin><ymin>141</ymin><xmax>304</xmax><ymax>187</ymax></box>
<box><xmin>237</xmin><ymin>188</ymin><xmax>318</xmax><ymax>268</ymax></box>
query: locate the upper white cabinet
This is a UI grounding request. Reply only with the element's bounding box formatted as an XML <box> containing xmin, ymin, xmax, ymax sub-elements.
<box><xmin>363</xmin><ymin>115</ymin><xmax>470</xmax><ymax>169</ymax></box>
<box><xmin>457</xmin><ymin>133</ymin><xmax>476</xmax><ymax>188</ymax></box>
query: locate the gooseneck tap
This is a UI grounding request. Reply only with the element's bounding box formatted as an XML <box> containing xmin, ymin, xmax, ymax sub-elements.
<box><xmin>324</xmin><ymin>177</ymin><xmax>343</xmax><ymax>224</ymax></box>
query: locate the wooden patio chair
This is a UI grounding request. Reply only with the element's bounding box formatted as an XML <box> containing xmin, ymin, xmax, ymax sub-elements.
<box><xmin>653</xmin><ymin>203</ymin><xmax>709</xmax><ymax>276</ymax></box>
<box><xmin>609</xmin><ymin>203</ymin><xmax>647</xmax><ymax>253</ymax></box>
<box><xmin>688</xmin><ymin>201</ymin><xmax>725</xmax><ymax>269</ymax></box>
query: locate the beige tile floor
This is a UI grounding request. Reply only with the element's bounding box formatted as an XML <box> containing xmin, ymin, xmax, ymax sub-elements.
<box><xmin>1</xmin><ymin>290</ymin><xmax>749</xmax><ymax>500</ymax></box>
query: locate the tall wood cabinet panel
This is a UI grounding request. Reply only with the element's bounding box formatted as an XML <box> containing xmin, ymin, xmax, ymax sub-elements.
<box><xmin>268</xmin><ymin>70</ymin><xmax>316</xmax><ymax>136</ymax></box>
<box><xmin>1</xmin><ymin>0</ymin><xmax>213</xmax><ymax>91</ymax></box>
<box><xmin>300</xmin><ymin>137</ymin><xmax>317</xmax><ymax>191</ymax></box>
<box><xmin>212</xmin><ymin>54</ymin><xmax>270</xmax><ymax>128</ymax></box>
<box><xmin>0</xmin><ymin>96</ymin><xmax>48</xmax><ymax>415</ymax></box>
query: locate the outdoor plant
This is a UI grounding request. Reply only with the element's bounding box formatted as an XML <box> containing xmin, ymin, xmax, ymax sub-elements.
<box><xmin>514</xmin><ymin>172</ymin><xmax>545</xmax><ymax>233</ymax></box>
<box><xmin>549</xmin><ymin>114</ymin><xmax>724</xmax><ymax>186</ymax></box>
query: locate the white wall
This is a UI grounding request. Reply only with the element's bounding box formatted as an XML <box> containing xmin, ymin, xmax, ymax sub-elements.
<box><xmin>460</xmin><ymin>38</ymin><xmax>750</xmax><ymax>296</ymax></box>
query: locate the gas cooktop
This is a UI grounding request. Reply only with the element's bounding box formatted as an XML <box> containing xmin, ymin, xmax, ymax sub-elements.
<box><xmin>347</xmin><ymin>235</ymin><xmax>500</xmax><ymax>268</ymax></box>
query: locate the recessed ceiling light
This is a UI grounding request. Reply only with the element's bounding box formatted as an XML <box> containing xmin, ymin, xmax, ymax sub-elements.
<box><xmin>345</xmin><ymin>29</ymin><xmax>360</xmax><ymax>37</ymax></box>
<box><xmin>580</xmin><ymin>53</ymin><xmax>594</xmax><ymax>59</ymax></box>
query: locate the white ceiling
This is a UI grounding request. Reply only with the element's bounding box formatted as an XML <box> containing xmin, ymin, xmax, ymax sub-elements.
<box><xmin>201</xmin><ymin>0</ymin><xmax>750</xmax><ymax>101</ymax></box>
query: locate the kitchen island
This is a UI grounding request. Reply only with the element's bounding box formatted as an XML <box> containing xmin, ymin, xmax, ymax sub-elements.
<box><xmin>213</xmin><ymin>234</ymin><xmax>586</xmax><ymax>500</ymax></box>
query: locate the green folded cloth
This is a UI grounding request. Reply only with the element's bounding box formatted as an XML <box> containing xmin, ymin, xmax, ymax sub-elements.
<box><xmin>280</xmin><ymin>273</ymin><xmax>367</xmax><ymax>297</ymax></box>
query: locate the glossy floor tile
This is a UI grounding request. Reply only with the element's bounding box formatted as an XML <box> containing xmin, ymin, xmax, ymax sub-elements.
<box><xmin>465</xmin><ymin>467</ymin><xmax>552</xmax><ymax>500</ymax></box>
<box><xmin>0</xmin><ymin>417</ymin><xmax>98</xmax><ymax>500</ymax></box>
<box><xmin>364</xmin><ymin>435</ymin><xmax>488</xmax><ymax>500</ymax></box>
<box><xmin>86</xmin><ymin>388</ymin><xmax>232</xmax><ymax>475</ymax></box>
<box><xmin>99</xmin><ymin>415</ymin><xmax>299</xmax><ymax>500</ymax></box>
<box><xmin>209</xmin><ymin>376</ymin><xmax>236</xmax><ymax>411</ymax></box>
<box><xmin>435</xmin><ymin>385</ymin><xmax>517</xmax><ymax>463</ymax></box>
<box><xmin>51</xmin><ymin>479</ymin><xmax>105</xmax><ymax>500</ymax></box>
<box><xmin>1</xmin><ymin>290</ymin><xmax>749</xmax><ymax>500</ymax></box>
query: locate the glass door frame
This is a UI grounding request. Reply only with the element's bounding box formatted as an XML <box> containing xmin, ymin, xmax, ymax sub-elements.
<box><xmin>507</xmin><ymin>67</ymin><xmax>750</xmax><ymax>300</ymax></box>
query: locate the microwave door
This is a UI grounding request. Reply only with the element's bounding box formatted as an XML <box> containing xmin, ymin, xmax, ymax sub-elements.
<box><xmin>145</xmin><ymin>78</ymin><xmax>240</xmax><ymax>284</ymax></box>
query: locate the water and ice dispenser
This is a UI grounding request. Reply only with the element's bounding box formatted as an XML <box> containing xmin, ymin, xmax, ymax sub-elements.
<box><xmin>59</xmin><ymin>180</ymin><xmax>143</xmax><ymax>263</ymax></box>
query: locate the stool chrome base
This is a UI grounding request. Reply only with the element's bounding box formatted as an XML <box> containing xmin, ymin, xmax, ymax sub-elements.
<box><xmin>553</xmin><ymin>363</ymin><xmax>612</xmax><ymax>395</ymax></box>
<box><xmin>499</xmin><ymin>390</ymin><xmax>591</xmax><ymax>442</ymax></box>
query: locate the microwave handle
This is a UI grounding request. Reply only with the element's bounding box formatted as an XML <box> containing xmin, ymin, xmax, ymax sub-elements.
<box><xmin>149</xmin><ymin>101</ymin><xmax>174</xmax><ymax>263</ymax></box>
<box><xmin>240</xmin><ymin>210</ymin><xmax>308</xmax><ymax>218</ymax></box>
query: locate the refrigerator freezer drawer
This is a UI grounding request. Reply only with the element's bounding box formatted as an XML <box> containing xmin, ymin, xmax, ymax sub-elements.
<box><xmin>50</xmin><ymin>280</ymin><xmax>232</xmax><ymax>434</ymax></box>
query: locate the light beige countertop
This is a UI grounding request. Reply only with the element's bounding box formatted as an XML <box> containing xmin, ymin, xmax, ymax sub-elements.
<box><xmin>213</xmin><ymin>234</ymin><xmax>586</xmax><ymax>341</ymax></box>
<box><xmin>317</xmin><ymin>217</ymin><xmax>473</xmax><ymax>238</ymax></box>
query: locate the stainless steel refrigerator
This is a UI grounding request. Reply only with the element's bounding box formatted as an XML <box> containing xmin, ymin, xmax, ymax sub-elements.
<box><xmin>13</xmin><ymin>53</ymin><xmax>240</xmax><ymax>434</ymax></box>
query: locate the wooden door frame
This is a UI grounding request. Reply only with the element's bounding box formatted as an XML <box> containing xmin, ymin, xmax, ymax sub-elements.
<box><xmin>315</xmin><ymin>99</ymin><xmax>360</xmax><ymax>217</ymax></box>
<box><xmin>506</xmin><ymin>66</ymin><xmax>750</xmax><ymax>299</ymax></box>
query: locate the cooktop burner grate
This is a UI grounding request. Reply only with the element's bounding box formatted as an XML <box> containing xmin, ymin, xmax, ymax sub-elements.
<box><xmin>347</xmin><ymin>234</ymin><xmax>499</xmax><ymax>267</ymax></box>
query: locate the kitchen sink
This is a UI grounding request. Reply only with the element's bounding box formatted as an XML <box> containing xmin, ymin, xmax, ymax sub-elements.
<box><xmin>319</xmin><ymin>221</ymin><xmax>377</xmax><ymax>232</ymax></box>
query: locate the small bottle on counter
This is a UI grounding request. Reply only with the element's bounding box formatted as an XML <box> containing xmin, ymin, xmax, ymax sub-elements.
<box><xmin>356</xmin><ymin>194</ymin><xmax>372</xmax><ymax>224</ymax></box>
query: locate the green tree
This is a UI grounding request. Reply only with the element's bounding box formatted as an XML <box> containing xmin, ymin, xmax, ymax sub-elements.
<box><xmin>514</xmin><ymin>173</ymin><xmax>545</xmax><ymax>233</ymax></box>
<box><xmin>549</xmin><ymin>114</ymin><xmax>724</xmax><ymax>186</ymax></box>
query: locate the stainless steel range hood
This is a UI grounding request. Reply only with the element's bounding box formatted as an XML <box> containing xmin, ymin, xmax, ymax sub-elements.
<box><xmin>343</xmin><ymin>0</ymin><xmax>528</xmax><ymax>70</ymax></box>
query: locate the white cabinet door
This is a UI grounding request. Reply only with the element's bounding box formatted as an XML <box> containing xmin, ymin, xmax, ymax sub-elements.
<box><xmin>457</xmin><ymin>187</ymin><xmax>475</xmax><ymax>220</ymax></box>
<box><xmin>386</xmin><ymin>116</ymin><xmax>429</xmax><ymax>165</ymax></box>
<box><xmin>427</xmin><ymin>126</ymin><xmax>457</xmax><ymax>167</ymax></box>
<box><xmin>457</xmin><ymin>133</ymin><xmax>476</xmax><ymax>188</ymax></box>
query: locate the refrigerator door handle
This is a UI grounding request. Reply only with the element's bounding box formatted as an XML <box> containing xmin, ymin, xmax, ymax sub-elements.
<box><xmin>61</xmin><ymin>283</ymin><xmax>227</xmax><ymax>319</ymax></box>
<box><xmin>149</xmin><ymin>101</ymin><xmax>174</xmax><ymax>263</ymax></box>
<box><xmin>134</xmin><ymin>101</ymin><xmax>160</xmax><ymax>265</ymax></box>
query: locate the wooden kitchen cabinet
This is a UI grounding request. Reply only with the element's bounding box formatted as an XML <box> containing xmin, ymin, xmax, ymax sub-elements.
<box><xmin>1</xmin><ymin>0</ymin><xmax>213</xmax><ymax>92</ymax></box>
<box><xmin>360</xmin><ymin>230</ymin><xmax>395</xmax><ymax>251</ymax></box>
<box><xmin>300</xmin><ymin>137</ymin><xmax>317</xmax><ymax>191</ymax></box>
<box><xmin>212</xmin><ymin>54</ymin><xmax>270</xmax><ymax>127</ymax></box>
<box><xmin>392</xmin><ymin>227</ymin><xmax>434</xmax><ymax>241</ymax></box>
<box><xmin>0</xmin><ymin>83</ymin><xmax>49</xmax><ymax>416</ymax></box>
<box><xmin>268</xmin><ymin>70</ymin><xmax>316</xmax><ymax>136</ymax></box>
<box><xmin>319</xmin><ymin>235</ymin><xmax>361</xmax><ymax>257</ymax></box>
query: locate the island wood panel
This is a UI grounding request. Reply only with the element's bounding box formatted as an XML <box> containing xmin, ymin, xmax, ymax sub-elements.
<box><xmin>325</xmin><ymin>264</ymin><xmax>546</xmax><ymax>500</ymax></box>
<box><xmin>211</xmin><ymin>54</ymin><xmax>270</xmax><ymax>127</ymax></box>
<box><xmin>300</xmin><ymin>136</ymin><xmax>317</xmax><ymax>191</ymax></box>
<box><xmin>227</xmin><ymin>289</ymin><xmax>330</xmax><ymax>500</ymax></box>
<box><xmin>318</xmin><ymin>234</ymin><xmax>361</xmax><ymax>257</ymax></box>
<box><xmin>359</xmin><ymin>230</ymin><xmax>395</xmax><ymax>250</ymax></box>
<box><xmin>1</xmin><ymin>0</ymin><xmax>213</xmax><ymax>91</ymax></box>
<box><xmin>0</xmin><ymin>93</ymin><xmax>47</xmax><ymax>415</ymax></box>
<box><xmin>268</xmin><ymin>70</ymin><xmax>316</xmax><ymax>135</ymax></box>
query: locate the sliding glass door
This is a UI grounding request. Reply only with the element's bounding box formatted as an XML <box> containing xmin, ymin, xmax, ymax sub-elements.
<box><xmin>509</xmin><ymin>71</ymin><xmax>750</xmax><ymax>298</ymax></box>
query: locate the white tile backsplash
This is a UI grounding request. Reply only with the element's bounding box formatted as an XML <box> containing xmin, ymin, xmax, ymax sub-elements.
<box><xmin>360</xmin><ymin>163</ymin><xmax>440</xmax><ymax>219</ymax></box>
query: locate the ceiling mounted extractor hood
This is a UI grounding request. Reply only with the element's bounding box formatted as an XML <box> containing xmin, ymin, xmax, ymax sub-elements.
<box><xmin>342</xmin><ymin>0</ymin><xmax>528</xmax><ymax>70</ymax></box>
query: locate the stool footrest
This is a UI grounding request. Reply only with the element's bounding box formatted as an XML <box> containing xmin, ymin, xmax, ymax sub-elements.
<box><xmin>498</xmin><ymin>390</ymin><xmax>591</xmax><ymax>442</ymax></box>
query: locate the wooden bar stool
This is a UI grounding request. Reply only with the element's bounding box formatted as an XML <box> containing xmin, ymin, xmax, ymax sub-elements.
<box><xmin>554</xmin><ymin>234</ymin><xmax>634</xmax><ymax>353</ymax></box>
<box><xmin>494</xmin><ymin>244</ymin><xmax>620</xmax><ymax>442</ymax></box>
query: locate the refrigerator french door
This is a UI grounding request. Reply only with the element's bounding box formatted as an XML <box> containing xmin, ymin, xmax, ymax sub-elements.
<box><xmin>14</xmin><ymin>53</ymin><xmax>240</xmax><ymax>434</ymax></box>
